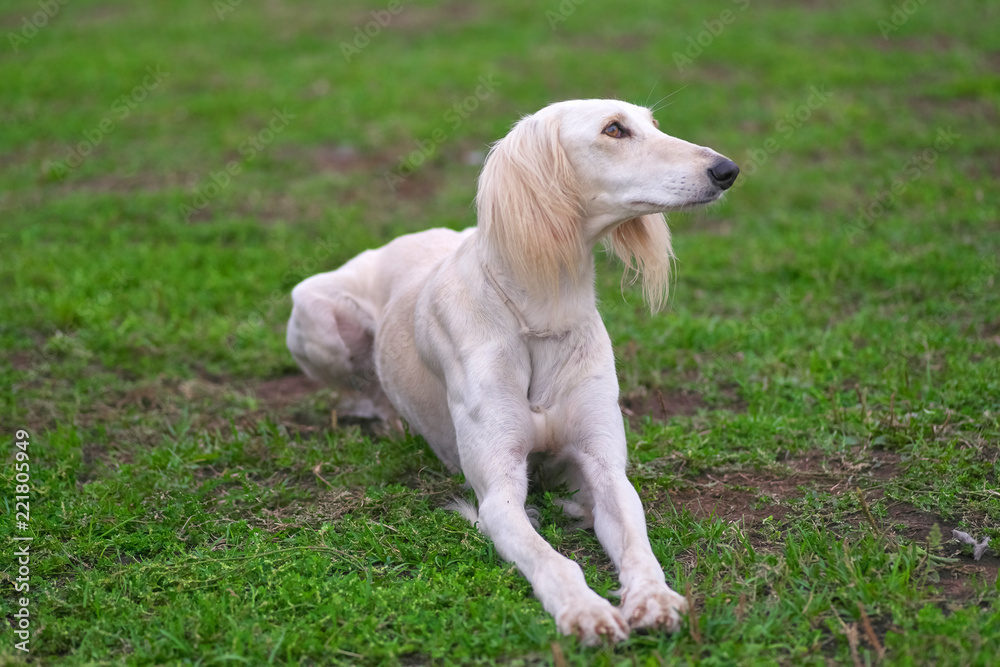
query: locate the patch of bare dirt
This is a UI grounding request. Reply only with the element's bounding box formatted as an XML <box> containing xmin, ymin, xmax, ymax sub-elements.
<box><xmin>666</xmin><ymin>480</ymin><xmax>790</xmax><ymax>528</ymax></box>
<box><xmin>308</xmin><ymin>145</ymin><xmax>369</xmax><ymax>173</ymax></box>
<box><xmin>882</xmin><ymin>502</ymin><xmax>999</xmax><ymax>600</ymax></box>
<box><xmin>271</xmin><ymin>144</ymin><xmax>385</xmax><ymax>175</ymax></box>
<box><xmin>9</xmin><ymin>351</ymin><xmax>33</xmax><ymax>371</ymax></box>
<box><xmin>936</xmin><ymin>543</ymin><xmax>1000</xmax><ymax>601</ymax></box>
<box><xmin>654</xmin><ymin>450</ymin><xmax>888</xmax><ymax>530</ymax></box>
<box><xmin>907</xmin><ymin>95</ymin><xmax>998</xmax><ymax>126</ymax></box>
<box><xmin>252</xmin><ymin>374</ymin><xmax>323</xmax><ymax>408</ymax></box>
<box><xmin>871</xmin><ymin>34</ymin><xmax>961</xmax><ymax>55</ymax></box>
<box><xmin>387</xmin><ymin>165</ymin><xmax>445</xmax><ymax>202</ymax></box>
<box><xmin>369</xmin><ymin>1</ymin><xmax>485</xmax><ymax>33</ymax></box>
<box><xmin>622</xmin><ymin>388</ymin><xmax>706</xmax><ymax>421</ymax></box>
<box><xmin>565</xmin><ymin>31</ymin><xmax>649</xmax><ymax>53</ymax></box>
<box><xmin>61</xmin><ymin>171</ymin><xmax>190</xmax><ymax>196</ymax></box>
<box><xmin>223</xmin><ymin>374</ymin><xmax>333</xmax><ymax>435</ymax></box>
<box><xmin>72</xmin><ymin>373</ymin><xmax>334</xmax><ymax>470</ymax></box>
<box><xmin>268</xmin><ymin>139</ymin><xmax>467</xmax><ymax>211</ymax></box>
<box><xmin>620</xmin><ymin>384</ymin><xmax>745</xmax><ymax>427</ymax></box>
<box><xmin>652</xmin><ymin>451</ymin><xmax>998</xmax><ymax>600</ymax></box>
<box><xmin>660</xmin><ymin>450</ymin><xmax>905</xmax><ymax>528</ymax></box>
<box><xmin>255</xmin><ymin>487</ymin><xmax>369</xmax><ymax>531</ymax></box>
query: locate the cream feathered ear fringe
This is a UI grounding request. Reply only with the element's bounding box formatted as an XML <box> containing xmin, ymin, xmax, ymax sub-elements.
<box><xmin>476</xmin><ymin>114</ymin><xmax>584</xmax><ymax>297</ymax></box>
<box><xmin>605</xmin><ymin>213</ymin><xmax>675</xmax><ymax>313</ymax></box>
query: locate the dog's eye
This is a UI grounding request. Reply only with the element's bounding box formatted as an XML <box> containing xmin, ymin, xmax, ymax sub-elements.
<box><xmin>603</xmin><ymin>122</ymin><xmax>627</xmax><ymax>138</ymax></box>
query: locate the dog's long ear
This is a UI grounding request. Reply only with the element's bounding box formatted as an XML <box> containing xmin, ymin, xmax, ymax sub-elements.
<box><xmin>476</xmin><ymin>114</ymin><xmax>583</xmax><ymax>295</ymax></box>
<box><xmin>606</xmin><ymin>214</ymin><xmax>674</xmax><ymax>313</ymax></box>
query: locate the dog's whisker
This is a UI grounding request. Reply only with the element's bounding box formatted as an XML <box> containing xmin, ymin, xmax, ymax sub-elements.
<box><xmin>650</xmin><ymin>84</ymin><xmax>689</xmax><ymax>114</ymax></box>
<box><xmin>643</xmin><ymin>77</ymin><xmax>663</xmax><ymax>107</ymax></box>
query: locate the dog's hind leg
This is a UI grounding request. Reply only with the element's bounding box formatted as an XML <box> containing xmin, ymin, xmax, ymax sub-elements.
<box><xmin>287</xmin><ymin>276</ymin><xmax>398</xmax><ymax>423</ymax></box>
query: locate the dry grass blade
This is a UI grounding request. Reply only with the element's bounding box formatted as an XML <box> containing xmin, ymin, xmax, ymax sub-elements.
<box><xmin>550</xmin><ymin>641</ymin><xmax>568</xmax><ymax>667</ymax></box>
<box><xmin>858</xmin><ymin>601</ymin><xmax>885</xmax><ymax>661</ymax></box>
<box><xmin>685</xmin><ymin>582</ymin><xmax>702</xmax><ymax>645</ymax></box>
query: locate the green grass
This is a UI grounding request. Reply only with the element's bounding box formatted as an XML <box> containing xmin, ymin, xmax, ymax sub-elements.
<box><xmin>2</xmin><ymin>0</ymin><xmax>999</xmax><ymax>664</ymax></box>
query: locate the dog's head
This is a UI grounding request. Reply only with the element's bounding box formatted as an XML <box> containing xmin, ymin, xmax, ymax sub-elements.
<box><xmin>547</xmin><ymin>99</ymin><xmax>739</xmax><ymax>221</ymax></box>
<box><xmin>477</xmin><ymin>99</ymin><xmax>738</xmax><ymax>312</ymax></box>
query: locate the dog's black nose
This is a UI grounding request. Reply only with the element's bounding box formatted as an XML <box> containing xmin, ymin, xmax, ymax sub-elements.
<box><xmin>708</xmin><ymin>158</ymin><xmax>740</xmax><ymax>190</ymax></box>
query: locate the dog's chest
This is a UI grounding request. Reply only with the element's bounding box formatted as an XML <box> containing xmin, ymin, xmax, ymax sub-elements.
<box><xmin>524</xmin><ymin>331</ymin><xmax>611</xmax><ymax>453</ymax></box>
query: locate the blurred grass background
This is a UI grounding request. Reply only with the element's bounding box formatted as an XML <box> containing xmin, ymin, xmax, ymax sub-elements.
<box><xmin>1</xmin><ymin>0</ymin><xmax>998</xmax><ymax>664</ymax></box>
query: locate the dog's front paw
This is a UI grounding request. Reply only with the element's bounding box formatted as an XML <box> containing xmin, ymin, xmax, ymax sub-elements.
<box><xmin>620</xmin><ymin>582</ymin><xmax>687</xmax><ymax>633</ymax></box>
<box><xmin>555</xmin><ymin>594</ymin><xmax>629</xmax><ymax>646</ymax></box>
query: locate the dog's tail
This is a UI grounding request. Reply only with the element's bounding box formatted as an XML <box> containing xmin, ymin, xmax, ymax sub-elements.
<box><xmin>445</xmin><ymin>498</ymin><xmax>480</xmax><ymax>524</ymax></box>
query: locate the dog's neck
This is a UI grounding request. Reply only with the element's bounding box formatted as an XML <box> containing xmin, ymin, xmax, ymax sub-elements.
<box><xmin>478</xmin><ymin>240</ymin><xmax>597</xmax><ymax>338</ymax></box>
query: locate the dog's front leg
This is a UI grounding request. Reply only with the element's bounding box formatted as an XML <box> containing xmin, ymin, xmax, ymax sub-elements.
<box><xmin>453</xmin><ymin>403</ymin><xmax>629</xmax><ymax>645</ymax></box>
<box><xmin>573</xmin><ymin>421</ymin><xmax>688</xmax><ymax>633</ymax></box>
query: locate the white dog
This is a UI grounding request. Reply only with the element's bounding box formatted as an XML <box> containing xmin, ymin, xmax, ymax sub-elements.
<box><xmin>287</xmin><ymin>99</ymin><xmax>738</xmax><ymax>644</ymax></box>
